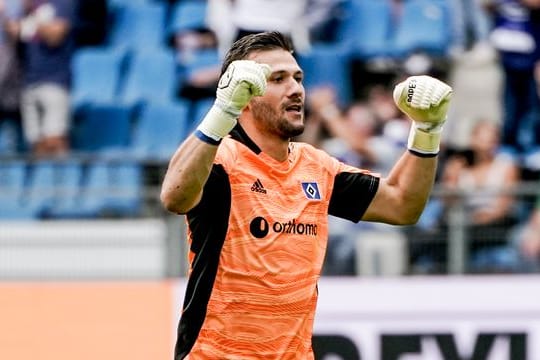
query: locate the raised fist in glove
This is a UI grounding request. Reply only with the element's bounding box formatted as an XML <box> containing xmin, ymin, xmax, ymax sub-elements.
<box><xmin>393</xmin><ymin>75</ymin><xmax>452</xmax><ymax>155</ymax></box>
<box><xmin>196</xmin><ymin>60</ymin><xmax>271</xmax><ymax>144</ymax></box>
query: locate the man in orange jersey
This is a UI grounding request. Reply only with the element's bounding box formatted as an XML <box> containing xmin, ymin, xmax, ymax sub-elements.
<box><xmin>161</xmin><ymin>31</ymin><xmax>452</xmax><ymax>359</ymax></box>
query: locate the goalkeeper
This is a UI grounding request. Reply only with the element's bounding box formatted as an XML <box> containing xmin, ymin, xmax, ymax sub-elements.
<box><xmin>161</xmin><ymin>31</ymin><xmax>452</xmax><ymax>360</ymax></box>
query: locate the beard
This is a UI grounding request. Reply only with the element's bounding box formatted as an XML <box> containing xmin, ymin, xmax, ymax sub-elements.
<box><xmin>250</xmin><ymin>98</ymin><xmax>305</xmax><ymax>140</ymax></box>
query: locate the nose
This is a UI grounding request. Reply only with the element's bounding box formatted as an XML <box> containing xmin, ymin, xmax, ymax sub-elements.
<box><xmin>287</xmin><ymin>78</ymin><xmax>304</xmax><ymax>99</ymax></box>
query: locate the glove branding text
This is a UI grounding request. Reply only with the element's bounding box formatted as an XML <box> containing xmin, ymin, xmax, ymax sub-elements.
<box><xmin>407</xmin><ymin>79</ymin><xmax>417</xmax><ymax>104</ymax></box>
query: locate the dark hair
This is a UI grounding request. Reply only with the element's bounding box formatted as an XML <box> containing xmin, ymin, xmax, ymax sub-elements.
<box><xmin>220</xmin><ymin>31</ymin><xmax>294</xmax><ymax>76</ymax></box>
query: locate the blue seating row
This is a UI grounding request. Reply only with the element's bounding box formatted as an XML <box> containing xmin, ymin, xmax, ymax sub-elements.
<box><xmin>0</xmin><ymin>160</ymin><xmax>143</xmax><ymax>219</ymax></box>
<box><xmin>71</xmin><ymin>47</ymin><xmax>180</xmax><ymax>110</ymax></box>
<box><xmin>0</xmin><ymin>80</ymin><xmax>211</xmax><ymax>162</ymax></box>
<box><xmin>337</xmin><ymin>0</ymin><xmax>452</xmax><ymax>60</ymax></box>
<box><xmin>105</xmin><ymin>0</ymin><xmax>207</xmax><ymax>52</ymax></box>
<box><xmin>71</xmin><ymin>100</ymin><xmax>200</xmax><ymax>162</ymax></box>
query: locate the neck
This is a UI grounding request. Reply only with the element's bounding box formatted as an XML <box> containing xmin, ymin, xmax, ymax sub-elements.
<box><xmin>239</xmin><ymin>120</ymin><xmax>290</xmax><ymax>162</ymax></box>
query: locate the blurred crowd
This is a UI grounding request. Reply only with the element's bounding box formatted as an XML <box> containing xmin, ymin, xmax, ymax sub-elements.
<box><xmin>2</xmin><ymin>0</ymin><xmax>540</xmax><ymax>275</ymax></box>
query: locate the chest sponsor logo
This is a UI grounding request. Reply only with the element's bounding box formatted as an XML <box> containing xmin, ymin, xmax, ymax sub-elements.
<box><xmin>302</xmin><ymin>182</ymin><xmax>321</xmax><ymax>200</ymax></box>
<box><xmin>249</xmin><ymin>216</ymin><xmax>318</xmax><ymax>238</ymax></box>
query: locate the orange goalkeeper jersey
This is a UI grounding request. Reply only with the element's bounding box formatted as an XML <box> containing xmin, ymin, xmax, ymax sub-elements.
<box><xmin>175</xmin><ymin>126</ymin><xmax>379</xmax><ymax>360</ymax></box>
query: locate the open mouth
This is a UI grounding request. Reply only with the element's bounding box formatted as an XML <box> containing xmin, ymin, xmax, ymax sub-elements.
<box><xmin>285</xmin><ymin>104</ymin><xmax>303</xmax><ymax>113</ymax></box>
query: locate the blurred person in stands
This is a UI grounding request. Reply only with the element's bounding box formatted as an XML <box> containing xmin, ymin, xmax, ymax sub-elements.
<box><xmin>4</xmin><ymin>0</ymin><xmax>75</xmax><ymax>156</ymax></box>
<box><xmin>305</xmin><ymin>85</ymin><xmax>404</xmax><ymax>175</ymax></box>
<box><xmin>484</xmin><ymin>0</ymin><xmax>540</xmax><ymax>153</ymax></box>
<box><xmin>171</xmin><ymin>23</ymin><xmax>221</xmax><ymax>102</ymax></box>
<box><xmin>441</xmin><ymin>120</ymin><xmax>520</xmax><ymax>271</ymax></box>
<box><xmin>302</xmin><ymin>85</ymin><xmax>410</xmax><ymax>275</ymax></box>
<box><xmin>160</xmin><ymin>31</ymin><xmax>453</xmax><ymax>358</ymax></box>
<box><xmin>207</xmin><ymin>0</ymin><xmax>308</xmax><ymax>55</ymax></box>
<box><xmin>450</xmin><ymin>0</ymin><xmax>493</xmax><ymax>58</ymax></box>
<box><xmin>207</xmin><ymin>0</ymin><xmax>344</xmax><ymax>55</ymax></box>
<box><xmin>0</xmin><ymin>0</ymin><xmax>22</xmax><ymax>119</ymax></box>
<box><xmin>407</xmin><ymin>120</ymin><xmax>520</xmax><ymax>273</ymax></box>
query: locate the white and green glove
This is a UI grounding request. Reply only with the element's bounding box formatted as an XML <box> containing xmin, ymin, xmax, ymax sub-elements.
<box><xmin>393</xmin><ymin>75</ymin><xmax>452</xmax><ymax>156</ymax></box>
<box><xmin>195</xmin><ymin>60</ymin><xmax>271</xmax><ymax>145</ymax></box>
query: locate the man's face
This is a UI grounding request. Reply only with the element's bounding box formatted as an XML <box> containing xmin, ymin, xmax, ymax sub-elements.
<box><xmin>245</xmin><ymin>49</ymin><xmax>305</xmax><ymax>139</ymax></box>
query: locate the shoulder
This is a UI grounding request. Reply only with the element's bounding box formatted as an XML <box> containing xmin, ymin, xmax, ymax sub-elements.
<box><xmin>215</xmin><ymin>137</ymin><xmax>240</xmax><ymax>166</ymax></box>
<box><xmin>292</xmin><ymin>141</ymin><xmax>378</xmax><ymax>177</ymax></box>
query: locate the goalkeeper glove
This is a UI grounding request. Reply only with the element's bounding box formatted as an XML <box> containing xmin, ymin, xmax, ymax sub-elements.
<box><xmin>393</xmin><ymin>75</ymin><xmax>452</xmax><ymax>155</ymax></box>
<box><xmin>196</xmin><ymin>60</ymin><xmax>271</xmax><ymax>144</ymax></box>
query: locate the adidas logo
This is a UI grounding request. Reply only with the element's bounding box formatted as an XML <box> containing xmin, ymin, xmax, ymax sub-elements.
<box><xmin>251</xmin><ymin>178</ymin><xmax>267</xmax><ymax>194</ymax></box>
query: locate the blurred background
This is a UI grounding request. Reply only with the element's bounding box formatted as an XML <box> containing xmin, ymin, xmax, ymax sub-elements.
<box><xmin>1</xmin><ymin>0</ymin><xmax>540</xmax><ymax>359</ymax></box>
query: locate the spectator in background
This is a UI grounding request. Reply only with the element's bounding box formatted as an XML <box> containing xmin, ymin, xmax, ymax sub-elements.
<box><xmin>5</xmin><ymin>0</ymin><xmax>75</xmax><ymax>156</ymax></box>
<box><xmin>450</xmin><ymin>0</ymin><xmax>493</xmax><ymax>58</ymax></box>
<box><xmin>441</xmin><ymin>120</ymin><xmax>520</xmax><ymax>271</ymax></box>
<box><xmin>407</xmin><ymin>120</ymin><xmax>520</xmax><ymax>273</ymax></box>
<box><xmin>173</xmin><ymin>26</ymin><xmax>221</xmax><ymax>102</ymax></box>
<box><xmin>207</xmin><ymin>0</ymin><xmax>341</xmax><ymax>54</ymax></box>
<box><xmin>484</xmin><ymin>0</ymin><xmax>540</xmax><ymax>153</ymax></box>
<box><xmin>165</xmin><ymin>0</ymin><xmax>221</xmax><ymax>104</ymax></box>
<box><xmin>305</xmin><ymin>86</ymin><xmax>380</xmax><ymax>169</ymax></box>
<box><xmin>301</xmin><ymin>84</ymin><xmax>409</xmax><ymax>275</ymax></box>
<box><xmin>0</xmin><ymin>0</ymin><xmax>22</xmax><ymax>118</ymax></box>
<box><xmin>305</xmin><ymin>85</ymin><xmax>404</xmax><ymax>175</ymax></box>
<box><xmin>303</xmin><ymin>0</ymin><xmax>346</xmax><ymax>44</ymax></box>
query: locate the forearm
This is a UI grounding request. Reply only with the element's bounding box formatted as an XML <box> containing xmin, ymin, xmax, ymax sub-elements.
<box><xmin>368</xmin><ymin>152</ymin><xmax>437</xmax><ymax>224</ymax></box>
<box><xmin>160</xmin><ymin>135</ymin><xmax>219</xmax><ymax>214</ymax></box>
<box><xmin>363</xmin><ymin>75</ymin><xmax>450</xmax><ymax>225</ymax></box>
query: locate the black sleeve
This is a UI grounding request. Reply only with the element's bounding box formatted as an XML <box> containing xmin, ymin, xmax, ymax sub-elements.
<box><xmin>328</xmin><ymin>172</ymin><xmax>380</xmax><ymax>223</ymax></box>
<box><xmin>187</xmin><ymin>164</ymin><xmax>231</xmax><ymax>254</ymax></box>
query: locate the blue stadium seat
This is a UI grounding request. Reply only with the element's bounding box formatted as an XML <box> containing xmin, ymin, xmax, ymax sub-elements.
<box><xmin>108</xmin><ymin>2</ymin><xmax>167</xmax><ymax>51</ymax></box>
<box><xmin>391</xmin><ymin>0</ymin><xmax>452</xmax><ymax>58</ymax></box>
<box><xmin>119</xmin><ymin>49</ymin><xmax>177</xmax><ymax>106</ymax></box>
<box><xmin>23</xmin><ymin>161</ymin><xmax>83</xmax><ymax>218</ymax></box>
<box><xmin>0</xmin><ymin>162</ymin><xmax>36</xmax><ymax>219</ymax></box>
<box><xmin>38</xmin><ymin>161</ymin><xmax>84</xmax><ymax>218</ymax></box>
<box><xmin>131</xmin><ymin>101</ymin><xmax>189</xmax><ymax>161</ymax></box>
<box><xmin>108</xmin><ymin>0</ymin><xmax>148</xmax><ymax>10</ymax></box>
<box><xmin>70</xmin><ymin>161</ymin><xmax>109</xmax><ymax>217</ymax></box>
<box><xmin>0</xmin><ymin>118</ymin><xmax>25</xmax><ymax>154</ymax></box>
<box><xmin>72</xmin><ymin>161</ymin><xmax>143</xmax><ymax>217</ymax></box>
<box><xmin>336</xmin><ymin>0</ymin><xmax>393</xmax><ymax>59</ymax></box>
<box><xmin>24</xmin><ymin>161</ymin><xmax>56</xmax><ymax>216</ymax></box>
<box><xmin>71</xmin><ymin>103</ymin><xmax>133</xmax><ymax>154</ymax></box>
<box><xmin>167</xmin><ymin>0</ymin><xmax>208</xmax><ymax>39</ymax></box>
<box><xmin>297</xmin><ymin>44</ymin><xmax>353</xmax><ymax>106</ymax></box>
<box><xmin>71</xmin><ymin>47</ymin><xmax>127</xmax><ymax>110</ymax></box>
<box><xmin>103</xmin><ymin>161</ymin><xmax>143</xmax><ymax>216</ymax></box>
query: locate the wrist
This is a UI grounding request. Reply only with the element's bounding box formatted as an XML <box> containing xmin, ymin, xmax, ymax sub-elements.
<box><xmin>407</xmin><ymin>125</ymin><xmax>442</xmax><ymax>155</ymax></box>
<box><xmin>196</xmin><ymin>104</ymin><xmax>238</xmax><ymax>144</ymax></box>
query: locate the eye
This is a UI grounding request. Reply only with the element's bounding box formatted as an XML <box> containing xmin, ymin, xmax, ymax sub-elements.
<box><xmin>272</xmin><ymin>75</ymin><xmax>284</xmax><ymax>83</ymax></box>
<box><xmin>294</xmin><ymin>75</ymin><xmax>304</xmax><ymax>84</ymax></box>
